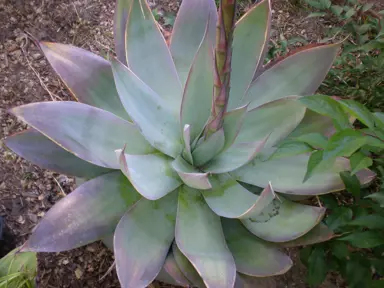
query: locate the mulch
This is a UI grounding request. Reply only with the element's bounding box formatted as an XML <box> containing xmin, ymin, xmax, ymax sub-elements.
<box><xmin>1</xmin><ymin>0</ymin><xmax>382</xmax><ymax>287</ymax></box>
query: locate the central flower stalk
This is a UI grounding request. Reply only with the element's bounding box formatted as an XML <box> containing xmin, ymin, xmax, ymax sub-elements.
<box><xmin>205</xmin><ymin>0</ymin><xmax>237</xmax><ymax>137</ymax></box>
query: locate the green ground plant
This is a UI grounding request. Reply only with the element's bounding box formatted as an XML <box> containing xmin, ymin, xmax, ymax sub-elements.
<box><xmin>303</xmin><ymin>0</ymin><xmax>384</xmax><ymax>110</ymax></box>
<box><xmin>300</xmin><ymin>115</ymin><xmax>384</xmax><ymax>287</ymax></box>
<box><xmin>2</xmin><ymin>0</ymin><xmax>380</xmax><ymax>287</ymax></box>
<box><xmin>283</xmin><ymin>1</ymin><xmax>384</xmax><ymax>286</ymax></box>
<box><xmin>0</xmin><ymin>248</ymin><xmax>37</xmax><ymax>288</ymax></box>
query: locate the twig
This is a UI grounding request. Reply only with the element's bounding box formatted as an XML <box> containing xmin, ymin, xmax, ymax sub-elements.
<box><xmin>99</xmin><ymin>261</ymin><xmax>116</xmax><ymax>282</ymax></box>
<box><xmin>316</xmin><ymin>195</ymin><xmax>323</xmax><ymax>208</ymax></box>
<box><xmin>53</xmin><ymin>177</ymin><xmax>67</xmax><ymax>197</ymax></box>
<box><xmin>20</xmin><ymin>33</ymin><xmax>62</xmax><ymax>101</ymax></box>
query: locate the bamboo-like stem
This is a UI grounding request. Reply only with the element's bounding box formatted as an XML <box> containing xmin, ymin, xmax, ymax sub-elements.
<box><xmin>205</xmin><ymin>0</ymin><xmax>236</xmax><ymax>137</ymax></box>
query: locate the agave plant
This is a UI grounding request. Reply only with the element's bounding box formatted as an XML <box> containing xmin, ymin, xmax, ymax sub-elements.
<box><xmin>4</xmin><ymin>0</ymin><xmax>375</xmax><ymax>287</ymax></box>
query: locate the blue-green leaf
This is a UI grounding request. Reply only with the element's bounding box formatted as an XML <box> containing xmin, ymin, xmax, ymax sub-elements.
<box><xmin>280</xmin><ymin>223</ymin><xmax>334</xmax><ymax>247</ymax></box>
<box><xmin>192</xmin><ymin>129</ymin><xmax>225</xmax><ymax>167</ymax></box>
<box><xmin>111</xmin><ymin>59</ymin><xmax>182</xmax><ymax>157</ymax></box>
<box><xmin>222</xmin><ymin>105</ymin><xmax>248</xmax><ymax>151</ymax></box>
<box><xmin>172</xmin><ymin>242</ymin><xmax>205</xmax><ymax>288</ymax></box>
<box><xmin>125</xmin><ymin>0</ymin><xmax>181</xmax><ymax>106</ymax></box>
<box><xmin>157</xmin><ymin>250</ymin><xmax>191</xmax><ymax>287</ymax></box>
<box><xmin>241</xmin><ymin>197</ymin><xmax>325</xmax><ymax>242</ymax></box>
<box><xmin>10</xmin><ymin>101</ymin><xmax>153</xmax><ymax>169</ymax></box>
<box><xmin>223</xmin><ymin>219</ymin><xmax>292</xmax><ymax>277</ymax></box>
<box><xmin>114</xmin><ymin>192</ymin><xmax>177</xmax><ymax>288</ymax></box>
<box><xmin>180</xmin><ymin>21</ymin><xmax>214</xmax><ymax>141</ymax></box>
<box><xmin>22</xmin><ymin>172</ymin><xmax>141</xmax><ymax>252</ymax></box>
<box><xmin>203</xmin><ymin>140</ymin><xmax>267</xmax><ymax>173</ymax></box>
<box><xmin>288</xmin><ymin>110</ymin><xmax>337</xmax><ymax>138</ymax></box>
<box><xmin>232</xmin><ymin>152</ymin><xmax>375</xmax><ymax>195</ymax></box>
<box><xmin>176</xmin><ymin>186</ymin><xmax>236</xmax><ymax>287</ymax></box>
<box><xmin>182</xmin><ymin>124</ymin><xmax>194</xmax><ymax>164</ymax></box>
<box><xmin>4</xmin><ymin>129</ymin><xmax>112</xmax><ymax>178</ymax></box>
<box><xmin>170</xmin><ymin>0</ymin><xmax>217</xmax><ymax>87</ymax></box>
<box><xmin>117</xmin><ymin>151</ymin><xmax>181</xmax><ymax>200</ymax></box>
<box><xmin>229</xmin><ymin>0</ymin><xmax>271</xmax><ymax>109</ymax></box>
<box><xmin>40</xmin><ymin>42</ymin><xmax>129</xmax><ymax>119</ymax></box>
<box><xmin>235</xmin><ymin>97</ymin><xmax>306</xmax><ymax>147</ymax></box>
<box><xmin>171</xmin><ymin>156</ymin><xmax>211</xmax><ymax>190</ymax></box>
<box><xmin>113</xmin><ymin>0</ymin><xmax>132</xmax><ymax>64</ymax></box>
<box><xmin>202</xmin><ymin>174</ymin><xmax>275</xmax><ymax>219</ymax></box>
<box><xmin>244</xmin><ymin>44</ymin><xmax>340</xmax><ymax>109</ymax></box>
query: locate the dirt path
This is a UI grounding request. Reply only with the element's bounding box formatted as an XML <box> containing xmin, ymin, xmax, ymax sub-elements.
<box><xmin>0</xmin><ymin>0</ymin><xmax>382</xmax><ymax>287</ymax></box>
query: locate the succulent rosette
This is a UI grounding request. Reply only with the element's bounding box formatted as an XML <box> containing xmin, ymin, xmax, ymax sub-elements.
<box><xmin>4</xmin><ymin>0</ymin><xmax>375</xmax><ymax>287</ymax></box>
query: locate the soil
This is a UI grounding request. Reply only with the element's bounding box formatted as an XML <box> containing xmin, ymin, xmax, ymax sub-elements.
<box><xmin>0</xmin><ymin>0</ymin><xmax>383</xmax><ymax>287</ymax></box>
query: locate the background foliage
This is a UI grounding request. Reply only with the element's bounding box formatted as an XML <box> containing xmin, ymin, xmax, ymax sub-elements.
<box><xmin>293</xmin><ymin>0</ymin><xmax>384</xmax><ymax>286</ymax></box>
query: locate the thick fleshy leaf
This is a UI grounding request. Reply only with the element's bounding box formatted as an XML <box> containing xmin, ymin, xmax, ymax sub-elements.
<box><xmin>10</xmin><ymin>101</ymin><xmax>153</xmax><ymax>169</ymax></box>
<box><xmin>182</xmin><ymin>124</ymin><xmax>194</xmax><ymax>164</ymax></box>
<box><xmin>235</xmin><ymin>97</ymin><xmax>306</xmax><ymax>147</ymax></box>
<box><xmin>114</xmin><ymin>0</ymin><xmax>132</xmax><ymax>64</ymax></box>
<box><xmin>192</xmin><ymin>129</ymin><xmax>225</xmax><ymax>167</ymax></box>
<box><xmin>232</xmin><ymin>152</ymin><xmax>375</xmax><ymax>195</ymax></box>
<box><xmin>171</xmin><ymin>156</ymin><xmax>211</xmax><ymax>190</ymax></box>
<box><xmin>40</xmin><ymin>42</ymin><xmax>128</xmax><ymax>119</ymax></box>
<box><xmin>111</xmin><ymin>59</ymin><xmax>182</xmax><ymax>157</ymax></box>
<box><xmin>4</xmin><ymin>129</ymin><xmax>112</xmax><ymax>178</ymax></box>
<box><xmin>172</xmin><ymin>242</ymin><xmax>205</xmax><ymax>288</ymax></box>
<box><xmin>22</xmin><ymin>172</ymin><xmax>140</xmax><ymax>252</ymax></box>
<box><xmin>241</xmin><ymin>197</ymin><xmax>326</xmax><ymax>242</ymax></box>
<box><xmin>287</xmin><ymin>110</ymin><xmax>337</xmax><ymax>138</ymax></box>
<box><xmin>223</xmin><ymin>219</ymin><xmax>292</xmax><ymax>276</ymax></box>
<box><xmin>159</xmin><ymin>250</ymin><xmax>191</xmax><ymax>287</ymax></box>
<box><xmin>229</xmin><ymin>0</ymin><xmax>271</xmax><ymax>109</ymax></box>
<box><xmin>222</xmin><ymin>105</ymin><xmax>248</xmax><ymax>151</ymax></box>
<box><xmin>102</xmin><ymin>234</ymin><xmax>114</xmax><ymax>250</ymax></box>
<box><xmin>236</xmin><ymin>274</ymin><xmax>277</xmax><ymax>288</ymax></box>
<box><xmin>125</xmin><ymin>0</ymin><xmax>181</xmax><ymax>106</ymax></box>
<box><xmin>202</xmin><ymin>175</ymin><xmax>275</xmax><ymax>219</ymax></box>
<box><xmin>204</xmin><ymin>138</ymin><xmax>266</xmax><ymax>174</ymax></box>
<box><xmin>180</xmin><ymin>21</ymin><xmax>213</xmax><ymax>142</ymax></box>
<box><xmin>114</xmin><ymin>192</ymin><xmax>177</xmax><ymax>288</ymax></box>
<box><xmin>170</xmin><ymin>0</ymin><xmax>217</xmax><ymax>86</ymax></box>
<box><xmin>176</xmin><ymin>186</ymin><xmax>236</xmax><ymax>287</ymax></box>
<box><xmin>280</xmin><ymin>223</ymin><xmax>334</xmax><ymax>247</ymax></box>
<box><xmin>156</xmin><ymin>269</ymin><xmax>181</xmax><ymax>287</ymax></box>
<box><xmin>117</xmin><ymin>151</ymin><xmax>181</xmax><ymax>200</ymax></box>
<box><xmin>244</xmin><ymin>43</ymin><xmax>341</xmax><ymax>109</ymax></box>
